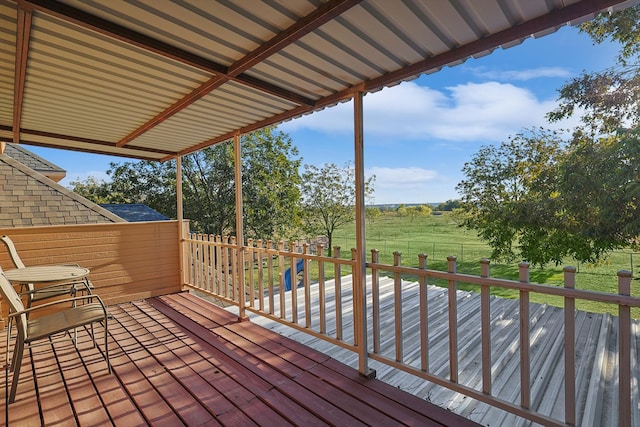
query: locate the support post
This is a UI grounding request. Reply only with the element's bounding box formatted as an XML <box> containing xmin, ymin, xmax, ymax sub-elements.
<box><xmin>354</xmin><ymin>90</ymin><xmax>374</xmax><ymax>378</ymax></box>
<box><xmin>234</xmin><ymin>132</ymin><xmax>248</xmax><ymax>320</ymax></box>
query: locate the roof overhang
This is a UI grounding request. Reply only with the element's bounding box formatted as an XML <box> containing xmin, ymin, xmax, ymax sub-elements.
<box><xmin>0</xmin><ymin>0</ymin><xmax>636</xmax><ymax>161</ymax></box>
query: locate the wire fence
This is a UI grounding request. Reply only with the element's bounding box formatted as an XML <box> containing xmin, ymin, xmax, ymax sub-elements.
<box><xmin>332</xmin><ymin>237</ymin><xmax>640</xmax><ymax>277</ymax></box>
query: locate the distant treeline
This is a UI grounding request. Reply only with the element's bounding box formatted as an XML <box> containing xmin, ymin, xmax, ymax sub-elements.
<box><xmin>371</xmin><ymin>200</ymin><xmax>460</xmax><ymax>212</ymax></box>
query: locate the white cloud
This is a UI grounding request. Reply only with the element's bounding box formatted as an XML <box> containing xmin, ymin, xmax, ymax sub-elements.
<box><xmin>468</xmin><ymin>66</ymin><xmax>572</xmax><ymax>81</ymax></box>
<box><xmin>366</xmin><ymin>166</ymin><xmax>447</xmax><ymax>204</ymax></box>
<box><xmin>280</xmin><ymin>81</ymin><xmax>578</xmax><ymax>143</ymax></box>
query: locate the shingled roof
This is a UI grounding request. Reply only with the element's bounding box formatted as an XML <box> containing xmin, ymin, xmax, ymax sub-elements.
<box><xmin>2</xmin><ymin>143</ymin><xmax>66</xmax><ymax>182</ymax></box>
<box><xmin>0</xmin><ymin>148</ymin><xmax>124</xmax><ymax>228</ymax></box>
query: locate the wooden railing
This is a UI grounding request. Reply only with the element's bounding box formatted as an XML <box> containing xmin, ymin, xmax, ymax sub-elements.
<box><xmin>185</xmin><ymin>233</ymin><xmax>640</xmax><ymax>427</ymax></box>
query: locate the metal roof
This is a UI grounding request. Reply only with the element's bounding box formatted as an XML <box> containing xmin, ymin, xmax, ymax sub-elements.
<box><xmin>0</xmin><ymin>0</ymin><xmax>636</xmax><ymax>161</ymax></box>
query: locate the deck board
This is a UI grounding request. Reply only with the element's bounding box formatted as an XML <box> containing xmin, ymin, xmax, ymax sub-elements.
<box><xmin>1</xmin><ymin>291</ymin><xmax>479</xmax><ymax>426</ymax></box>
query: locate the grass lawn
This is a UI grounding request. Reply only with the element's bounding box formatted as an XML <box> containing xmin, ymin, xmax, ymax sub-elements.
<box><xmin>330</xmin><ymin>212</ymin><xmax>640</xmax><ymax>317</ymax></box>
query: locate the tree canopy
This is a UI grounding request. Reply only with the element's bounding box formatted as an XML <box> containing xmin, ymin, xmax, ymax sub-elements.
<box><xmin>72</xmin><ymin>127</ymin><xmax>302</xmax><ymax>240</ymax></box>
<box><xmin>300</xmin><ymin>163</ymin><xmax>374</xmax><ymax>256</ymax></box>
<box><xmin>457</xmin><ymin>5</ymin><xmax>640</xmax><ymax>265</ymax></box>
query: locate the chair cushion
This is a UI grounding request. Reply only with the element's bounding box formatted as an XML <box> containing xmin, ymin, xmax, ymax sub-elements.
<box><xmin>26</xmin><ymin>303</ymin><xmax>107</xmax><ymax>342</ymax></box>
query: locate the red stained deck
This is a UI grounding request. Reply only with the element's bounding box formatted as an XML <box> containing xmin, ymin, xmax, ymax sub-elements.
<box><xmin>1</xmin><ymin>292</ymin><xmax>478</xmax><ymax>426</ymax></box>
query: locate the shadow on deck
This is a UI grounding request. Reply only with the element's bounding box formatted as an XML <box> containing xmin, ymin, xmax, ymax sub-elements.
<box><xmin>1</xmin><ymin>292</ymin><xmax>478</xmax><ymax>426</ymax></box>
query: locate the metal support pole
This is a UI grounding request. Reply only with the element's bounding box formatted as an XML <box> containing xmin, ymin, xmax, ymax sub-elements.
<box><xmin>354</xmin><ymin>90</ymin><xmax>374</xmax><ymax>378</ymax></box>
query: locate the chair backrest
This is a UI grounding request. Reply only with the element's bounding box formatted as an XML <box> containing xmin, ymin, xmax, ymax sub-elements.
<box><xmin>0</xmin><ymin>268</ymin><xmax>27</xmax><ymax>339</ymax></box>
<box><xmin>1</xmin><ymin>235</ymin><xmax>26</xmax><ymax>269</ymax></box>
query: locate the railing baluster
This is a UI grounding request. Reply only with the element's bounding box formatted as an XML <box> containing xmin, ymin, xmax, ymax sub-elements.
<box><xmin>257</xmin><ymin>240</ymin><xmax>264</xmax><ymax>311</ymax></box>
<box><xmin>247</xmin><ymin>239</ymin><xmax>255</xmax><ymax>306</ymax></box>
<box><xmin>278</xmin><ymin>241</ymin><xmax>285</xmax><ymax>319</ymax></box>
<box><xmin>290</xmin><ymin>241</ymin><xmax>298</xmax><ymax>323</ymax></box>
<box><xmin>394</xmin><ymin>252</ymin><xmax>403</xmax><ymax>362</ymax></box>
<box><xmin>480</xmin><ymin>258</ymin><xmax>491</xmax><ymax>395</ymax></box>
<box><xmin>267</xmin><ymin>240</ymin><xmax>274</xmax><ymax>315</ymax></box>
<box><xmin>215</xmin><ymin>235</ymin><xmax>222</xmax><ymax>295</ymax></box>
<box><xmin>618</xmin><ymin>270</ymin><xmax>632</xmax><ymax>427</ymax></box>
<box><xmin>447</xmin><ymin>256</ymin><xmax>458</xmax><ymax>383</ymax></box>
<box><xmin>419</xmin><ymin>253</ymin><xmax>428</xmax><ymax>372</ymax></box>
<box><xmin>318</xmin><ymin>244</ymin><xmax>326</xmax><ymax>334</ymax></box>
<box><xmin>564</xmin><ymin>266</ymin><xmax>576</xmax><ymax>425</ymax></box>
<box><xmin>519</xmin><ymin>261</ymin><xmax>531</xmax><ymax>409</ymax></box>
<box><xmin>303</xmin><ymin>243</ymin><xmax>311</xmax><ymax>328</ymax></box>
<box><xmin>334</xmin><ymin>247</ymin><xmax>342</xmax><ymax>341</ymax></box>
<box><xmin>371</xmin><ymin>249</ymin><xmax>380</xmax><ymax>354</ymax></box>
<box><xmin>230</xmin><ymin>236</ymin><xmax>237</xmax><ymax>302</ymax></box>
<box><xmin>222</xmin><ymin>236</ymin><xmax>230</xmax><ymax>298</ymax></box>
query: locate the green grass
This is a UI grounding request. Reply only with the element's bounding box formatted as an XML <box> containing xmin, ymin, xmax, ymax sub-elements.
<box><xmin>330</xmin><ymin>212</ymin><xmax>640</xmax><ymax>317</ymax></box>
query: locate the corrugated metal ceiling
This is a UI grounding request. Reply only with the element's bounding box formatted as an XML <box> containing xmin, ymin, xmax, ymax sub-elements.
<box><xmin>0</xmin><ymin>0</ymin><xmax>636</xmax><ymax>161</ymax></box>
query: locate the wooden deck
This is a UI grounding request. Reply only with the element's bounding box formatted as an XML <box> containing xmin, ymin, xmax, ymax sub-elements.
<box><xmin>1</xmin><ymin>292</ymin><xmax>478</xmax><ymax>426</ymax></box>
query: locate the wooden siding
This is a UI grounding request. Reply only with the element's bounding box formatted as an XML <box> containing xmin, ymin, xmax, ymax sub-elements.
<box><xmin>0</xmin><ymin>221</ymin><xmax>185</xmax><ymax>320</ymax></box>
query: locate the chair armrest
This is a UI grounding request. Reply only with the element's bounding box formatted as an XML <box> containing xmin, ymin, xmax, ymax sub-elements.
<box><xmin>7</xmin><ymin>294</ymin><xmax>107</xmax><ymax>318</ymax></box>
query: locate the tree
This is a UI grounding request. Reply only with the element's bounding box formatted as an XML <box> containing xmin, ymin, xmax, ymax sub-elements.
<box><xmin>366</xmin><ymin>206</ymin><xmax>381</xmax><ymax>225</ymax></box>
<box><xmin>456</xmin><ymin>129</ymin><xmax>566</xmax><ymax>264</ymax></box>
<box><xmin>300</xmin><ymin>163</ymin><xmax>375</xmax><ymax>256</ymax></box>
<box><xmin>71</xmin><ymin>127</ymin><xmax>302</xmax><ymax>239</ymax></box>
<box><xmin>69</xmin><ymin>176</ymin><xmax>114</xmax><ymax>204</ymax></box>
<box><xmin>435</xmin><ymin>200</ymin><xmax>461</xmax><ymax>211</ymax></box>
<box><xmin>457</xmin><ymin>5</ymin><xmax>640</xmax><ymax>265</ymax></box>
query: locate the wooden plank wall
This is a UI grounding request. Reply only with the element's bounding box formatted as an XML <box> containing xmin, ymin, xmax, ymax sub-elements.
<box><xmin>0</xmin><ymin>221</ymin><xmax>185</xmax><ymax>321</ymax></box>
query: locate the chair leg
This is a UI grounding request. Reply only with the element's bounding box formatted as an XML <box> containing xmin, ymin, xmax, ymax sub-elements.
<box><xmin>104</xmin><ymin>316</ymin><xmax>110</xmax><ymax>374</ymax></box>
<box><xmin>8</xmin><ymin>339</ymin><xmax>23</xmax><ymax>404</ymax></box>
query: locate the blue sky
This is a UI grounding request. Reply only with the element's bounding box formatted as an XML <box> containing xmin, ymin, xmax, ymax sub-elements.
<box><xmin>29</xmin><ymin>24</ymin><xmax>618</xmax><ymax>204</ymax></box>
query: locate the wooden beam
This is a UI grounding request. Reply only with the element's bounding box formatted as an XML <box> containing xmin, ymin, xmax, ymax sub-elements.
<box><xmin>117</xmin><ymin>76</ymin><xmax>228</xmax><ymax>147</ymax></box>
<box><xmin>228</xmin><ymin>0</ymin><xmax>364</xmax><ymax>76</ymax></box>
<box><xmin>13</xmin><ymin>5</ymin><xmax>32</xmax><ymax>144</ymax></box>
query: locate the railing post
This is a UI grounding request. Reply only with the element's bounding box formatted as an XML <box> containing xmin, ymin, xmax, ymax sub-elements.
<box><xmin>318</xmin><ymin>244</ymin><xmax>326</xmax><ymax>334</ymax></box>
<box><xmin>447</xmin><ymin>256</ymin><xmax>458</xmax><ymax>383</ymax></box>
<box><xmin>418</xmin><ymin>253</ymin><xmax>428</xmax><ymax>372</ymax></box>
<box><xmin>480</xmin><ymin>258</ymin><xmax>491</xmax><ymax>395</ymax></box>
<box><xmin>519</xmin><ymin>261</ymin><xmax>530</xmax><ymax>409</ymax></box>
<box><xmin>257</xmin><ymin>239</ymin><xmax>264</xmax><ymax>311</ymax></box>
<box><xmin>334</xmin><ymin>246</ymin><xmax>342</xmax><ymax>340</ymax></box>
<box><xmin>564</xmin><ymin>266</ymin><xmax>576</xmax><ymax>426</ymax></box>
<box><xmin>303</xmin><ymin>243</ymin><xmax>311</xmax><ymax>328</ymax></box>
<box><xmin>394</xmin><ymin>252</ymin><xmax>403</xmax><ymax>362</ymax></box>
<box><xmin>618</xmin><ymin>270</ymin><xmax>632</xmax><ymax>427</ymax></box>
<box><xmin>371</xmin><ymin>249</ymin><xmax>380</xmax><ymax>354</ymax></box>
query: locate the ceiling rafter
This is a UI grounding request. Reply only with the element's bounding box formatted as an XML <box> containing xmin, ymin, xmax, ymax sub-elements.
<box><xmin>171</xmin><ymin>0</ymin><xmax>624</xmax><ymax>160</ymax></box>
<box><xmin>17</xmin><ymin>0</ymin><xmax>316</xmax><ymax>106</ymax></box>
<box><xmin>13</xmin><ymin>5</ymin><xmax>32</xmax><ymax>144</ymax></box>
<box><xmin>116</xmin><ymin>0</ymin><xmax>362</xmax><ymax>148</ymax></box>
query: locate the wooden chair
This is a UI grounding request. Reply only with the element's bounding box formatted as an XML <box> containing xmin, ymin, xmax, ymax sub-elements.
<box><xmin>0</xmin><ymin>268</ymin><xmax>110</xmax><ymax>403</ymax></box>
<box><xmin>0</xmin><ymin>235</ymin><xmax>93</xmax><ymax>308</ymax></box>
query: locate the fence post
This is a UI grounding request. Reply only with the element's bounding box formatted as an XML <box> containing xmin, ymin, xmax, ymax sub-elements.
<box><xmin>618</xmin><ymin>270</ymin><xmax>632</xmax><ymax>427</ymax></box>
<box><xmin>519</xmin><ymin>261</ymin><xmax>530</xmax><ymax>409</ymax></box>
<box><xmin>564</xmin><ymin>266</ymin><xmax>576</xmax><ymax>425</ymax></box>
<box><xmin>480</xmin><ymin>258</ymin><xmax>491</xmax><ymax>395</ymax></box>
<box><xmin>447</xmin><ymin>256</ymin><xmax>458</xmax><ymax>383</ymax></box>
